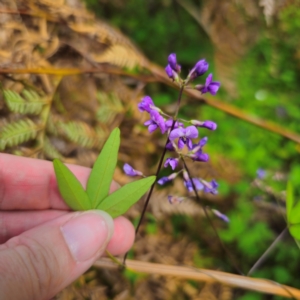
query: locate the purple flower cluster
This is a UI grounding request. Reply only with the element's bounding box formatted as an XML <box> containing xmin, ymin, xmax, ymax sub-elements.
<box><xmin>124</xmin><ymin>53</ymin><xmax>225</xmax><ymax>220</ymax></box>
<box><xmin>165</xmin><ymin>53</ymin><xmax>181</xmax><ymax>81</ymax></box>
<box><xmin>164</xmin><ymin>54</ymin><xmax>221</xmax><ymax>95</ymax></box>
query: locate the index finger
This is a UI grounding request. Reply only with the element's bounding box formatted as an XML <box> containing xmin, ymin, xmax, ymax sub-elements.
<box><xmin>0</xmin><ymin>154</ymin><xmax>119</xmax><ymax>210</ymax></box>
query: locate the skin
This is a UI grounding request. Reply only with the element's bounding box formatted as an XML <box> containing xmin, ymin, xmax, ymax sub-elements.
<box><xmin>0</xmin><ymin>153</ymin><xmax>135</xmax><ymax>300</ymax></box>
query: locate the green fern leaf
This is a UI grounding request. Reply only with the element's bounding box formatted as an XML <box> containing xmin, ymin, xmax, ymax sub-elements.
<box><xmin>46</xmin><ymin>114</ymin><xmax>60</xmax><ymax>136</ymax></box>
<box><xmin>96</xmin><ymin>92</ymin><xmax>123</xmax><ymax>124</ymax></box>
<box><xmin>44</xmin><ymin>137</ymin><xmax>64</xmax><ymax>159</ymax></box>
<box><xmin>0</xmin><ymin>119</ymin><xmax>41</xmax><ymax>150</ymax></box>
<box><xmin>3</xmin><ymin>89</ymin><xmax>46</xmax><ymax>115</ymax></box>
<box><xmin>58</xmin><ymin>121</ymin><xmax>100</xmax><ymax>149</ymax></box>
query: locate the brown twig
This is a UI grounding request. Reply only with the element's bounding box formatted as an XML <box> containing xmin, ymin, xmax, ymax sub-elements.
<box><xmin>2</xmin><ymin>65</ymin><xmax>300</xmax><ymax>144</ymax></box>
<box><xmin>148</xmin><ymin>63</ymin><xmax>300</xmax><ymax>144</ymax></box>
<box><xmin>95</xmin><ymin>258</ymin><xmax>300</xmax><ymax>299</ymax></box>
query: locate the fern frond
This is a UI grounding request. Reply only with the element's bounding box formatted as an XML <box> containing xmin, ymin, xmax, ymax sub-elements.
<box><xmin>0</xmin><ymin>118</ymin><xmax>42</xmax><ymax>150</ymax></box>
<box><xmin>94</xmin><ymin>44</ymin><xmax>145</xmax><ymax>69</ymax></box>
<box><xmin>43</xmin><ymin>137</ymin><xmax>64</xmax><ymax>160</ymax></box>
<box><xmin>3</xmin><ymin>89</ymin><xmax>46</xmax><ymax>115</ymax></box>
<box><xmin>58</xmin><ymin>121</ymin><xmax>101</xmax><ymax>149</ymax></box>
<box><xmin>46</xmin><ymin>114</ymin><xmax>60</xmax><ymax>136</ymax></box>
<box><xmin>96</xmin><ymin>91</ymin><xmax>123</xmax><ymax>124</ymax></box>
<box><xmin>69</xmin><ymin>21</ymin><xmax>147</xmax><ymax>70</ymax></box>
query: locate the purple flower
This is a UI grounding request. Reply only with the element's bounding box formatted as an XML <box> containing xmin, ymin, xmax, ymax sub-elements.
<box><xmin>188</xmin><ymin>137</ymin><xmax>209</xmax><ymax>162</ymax></box>
<box><xmin>138</xmin><ymin>96</ymin><xmax>155</xmax><ymax>113</ymax></box>
<box><xmin>168</xmin><ymin>195</ymin><xmax>185</xmax><ymax>204</ymax></box>
<box><xmin>169</xmin><ymin>126</ymin><xmax>198</xmax><ymax>150</ymax></box>
<box><xmin>197</xmin><ymin>137</ymin><xmax>208</xmax><ymax>148</ymax></box>
<box><xmin>157</xmin><ymin>172</ymin><xmax>178</xmax><ymax>185</ymax></box>
<box><xmin>197</xmin><ymin>74</ymin><xmax>220</xmax><ymax>95</ymax></box>
<box><xmin>203</xmin><ymin>179</ymin><xmax>219</xmax><ymax>195</ymax></box>
<box><xmin>157</xmin><ymin>176</ymin><xmax>170</xmax><ymax>185</ymax></box>
<box><xmin>256</xmin><ymin>168</ymin><xmax>266</xmax><ymax>179</ymax></box>
<box><xmin>123</xmin><ymin>163</ymin><xmax>143</xmax><ymax>177</ymax></box>
<box><xmin>184</xmin><ymin>178</ymin><xmax>204</xmax><ymax>192</ymax></box>
<box><xmin>168</xmin><ymin>53</ymin><xmax>181</xmax><ymax>72</ymax></box>
<box><xmin>202</xmin><ymin>121</ymin><xmax>217</xmax><ymax>130</ymax></box>
<box><xmin>166</xmin><ymin>141</ymin><xmax>175</xmax><ymax>151</ymax></box>
<box><xmin>212</xmin><ymin>209</ymin><xmax>229</xmax><ymax>223</ymax></box>
<box><xmin>191</xmin><ymin>120</ymin><xmax>217</xmax><ymax>131</ymax></box>
<box><xmin>190</xmin><ymin>151</ymin><xmax>209</xmax><ymax>162</ymax></box>
<box><xmin>188</xmin><ymin>59</ymin><xmax>209</xmax><ymax>81</ymax></box>
<box><xmin>164</xmin><ymin>158</ymin><xmax>179</xmax><ymax>170</ymax></box>
<box><xmin>165</xmin><ymin>64</ymin><xmax>175</xmax><ymax>79</ymax></box>
<box><xmin>144</xmin><ymin>110</ymin><xmax>166</xmax><ymax>134</ymax></box>
<box><xmin>165</xmin><ymin>119</ymin><xmax>184</xmax><ymax>131</ymax></box>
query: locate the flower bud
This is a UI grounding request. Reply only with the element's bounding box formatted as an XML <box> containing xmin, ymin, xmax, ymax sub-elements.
<box><xmin>187</xmin><ymin>59</ymin><xmax>209</xmax><ymax>81</ymax></box>
<box><xmin>168</xmin><ymin>53</ymin><xmax>181</xmax><ymax>72</ymax></box>
<box><xmin>123</xmin><ymin>163</ymin><xmax>143</xmax><ymax>177</ymax></box>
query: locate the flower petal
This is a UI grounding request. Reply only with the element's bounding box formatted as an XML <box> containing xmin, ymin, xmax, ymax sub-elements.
<box><xmin>169</xmin><ymin>128</ymin><xmax>184</xmax><ymax>140</ymax></box>
<box><xmin>148</xmin><ymin>124</ymin><xmax>158</xmax><ymax>133</ymax></box>
<box><xmin>138</xmin><ymin>96</ymin><xmax>154</xmax><ymax>112</ymax></box>
<box><xmin>123</xmin><ymin>163</ymin><xmax>143</xmax><ymax>176</ymax></box>
<box><xmin>208</xmin><ymin>82</ymin><xmax>221</xmax><ymax>95</ymax></box>
<box><xmin>185</xmin><ymin>126</ymin><xmax>198</xmax><ymax>139</ymax></box>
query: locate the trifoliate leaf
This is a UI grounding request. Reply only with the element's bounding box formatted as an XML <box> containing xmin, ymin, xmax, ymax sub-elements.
<box><xmin>53</xmin><ymin>159</ymin><xmax>91</xmax><ymax>210</ymax></box>
<box><xmin>289</xmin><ymin>223</ymin><xmax>300</xmax><ymax>241</ymax></box>
<box><xmin>86</xmin><ymin>128</ymin><xmax>120</xmax><ymax>208</ymax></box>
<box><xmin>97</xmin><ymin>176</ymin><xmax>156</xmax><ymax>218</ymax></box>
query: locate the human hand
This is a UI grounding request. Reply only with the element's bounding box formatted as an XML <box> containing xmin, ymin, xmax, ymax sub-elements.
<box><xmin>0</xmin><ymin>154</ymin><xmax>135</xmax><ymax>300</ymax></box>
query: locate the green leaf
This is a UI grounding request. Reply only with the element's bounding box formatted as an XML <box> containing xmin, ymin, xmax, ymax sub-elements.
<box><xmin>286</xmin><ymin>182</ymin><xmax>300</xmax><ymax>240</ymax></box>
<box><xmin>0</xmin><ymin>118</ymin><xmax>41</xmax><ymax>150</ymax></box>
<box><xmin>3</xmin><ymin>89</ymin><xmax>45</xmax><ymax>115</ymax></box>
<box><xmin>97</xmin><ymin>176</ymin><xmax>156</xmax><ymax>218</ymax></box>
<box><xmin>289</xmin><ymin>201</ymin><xmax>300</xmax><ymax>224</ymax></box>
<box><xmin>286</xmin><ymin>181</ymin><xmax>294</xmax><ymax>220</ymax></box>
<box><xmin>53</xmin><ymin>159</ymin><xmax>91</xmax><ymax>210</ymax></box>
<box><xmin>87</xmin><ymin>128</ymin><xmax>120</xmax><ymax>208</ymax></box>
<box><xmin>289</xmin><ymin>223</ymin><xmax>300</xmax><ymax>240</ymax></box>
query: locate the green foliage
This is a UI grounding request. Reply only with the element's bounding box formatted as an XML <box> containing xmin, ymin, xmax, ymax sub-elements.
<box><xmin>53</xmin><ymin>128</ymin><xmax>156</xmax><ymax>218</ymax></box>
<box><xmin>286</xmin><ymin>182</ymin><xmax>300</xmax><ymax>242</ymax></box>
<box><xmin>53</xmin><ymin>159</ymin><xmax>91</xmax><ymax>210</ymax></box>
<box><xmin>87</xmin><ymin>128</ymin><xmax>120</xmax><ymax>208</ymax></box>
<box><xmin>0</xmin><ymin>118</ymin><xmax>41</xmax><ymax>150</ymax></box>
<box><xmin>97</xmin><ymin>176</ymin><xmax>156</xmax><ymax>218</ymax></box>
<box><xmin>58</xmin><ymin>121</ymin><xmax>103</xmax><ymax>149</ymax></box>
<box><xmin>239</xmin><ymin>292</ymin><xmax>263</xmax><ymax>300</ymax></box>
<box><xmin>43</xmin><ymin>137</ymin><xmax>64</xmax><ymax>160</ymax></box>
<box><xmin>145</xmin><ymin>213</ymin><xmax>158</xmax><ymax>235</ymax></box>
<box><xmin>220</xmin><ymin>201</ymin><xmax>274</xmax><ymax>259</ymax></box>
<box><xmin>96</xmin><ymin>92</ymin><xmax>123</xmax><ymax>124</ymax></box>
<box><xmin>84</xmin><ymin>0</ymin><xmax>213</xmax><ymax>67</ymax></box>
<box><xmin>3</xmin><ymin>89</ymin><xmax>46</xmax><ymax>115</ymax></box>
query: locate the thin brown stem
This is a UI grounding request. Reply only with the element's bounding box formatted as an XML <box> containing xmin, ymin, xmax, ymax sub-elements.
<box><xmin>181</xmin><ymin>157</ymin><xmax>244</xmax><ymax>275</ymax></box>
<box><xmin>123</xmin><ymin>84</ymin><xmax>185</xmax><ymax>264</ymax></box>
<box><xmin>247</xmin><ymin>227</ymin><xmax>288</xmax><ymax>276</ymax></box>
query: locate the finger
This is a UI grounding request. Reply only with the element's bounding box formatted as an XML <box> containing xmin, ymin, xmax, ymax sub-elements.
<box><xmin>0</xmin><ymin>210</ymin><xmax>68</xmax><ymax>244</ymax></box>
<box><xmin>106</xmin><ymin>216</ymin><xmax>135</xmax><ymax>255</ymax></box>
<box><xmin>0</xmin><ymin>153</ymin><xmax>119</xmax><ymax>210</ymax></box>
<box><xmin>0</xmin><ymin>210</ymin><xmax>135</xmax><ymax>253</ymax></box>
<box><xmin>0</xmin><ymin>210</ymin><xmax>134</xmax><ymax>300</ymax></box>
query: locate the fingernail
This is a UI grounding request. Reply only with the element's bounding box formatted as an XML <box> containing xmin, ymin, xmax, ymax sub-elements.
<box><xmin>61</xmin><ymin>210</ymin><xmax>114</xmax><ymax>262</ymax></box>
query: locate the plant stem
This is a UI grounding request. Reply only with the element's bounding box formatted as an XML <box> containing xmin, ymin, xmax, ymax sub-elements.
<box><xmin>123</xmin><ymin>84</ymin><xmax>185</xmax><ymax>265</ymax></box>
<box><xmin>247</xmin><ymin>227</ymin><xmax>288</xmax><ymax>276</ymax></box>
<box><xmin>181</xmin><ymin>157</ymin><xmax>244</xmax><ymax>275</ymax></box>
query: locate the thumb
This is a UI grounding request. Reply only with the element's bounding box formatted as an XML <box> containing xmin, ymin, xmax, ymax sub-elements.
<box><xmin>0</xmin><ymin>210</ymin><xmax>114</xmax><ymax>300</ymax></box>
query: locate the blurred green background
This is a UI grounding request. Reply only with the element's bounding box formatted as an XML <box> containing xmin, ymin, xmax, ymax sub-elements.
<box><xmin>86</xmin><ymin>0</ymin><xmax>300</xmax><ymax>299</ymax></box>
